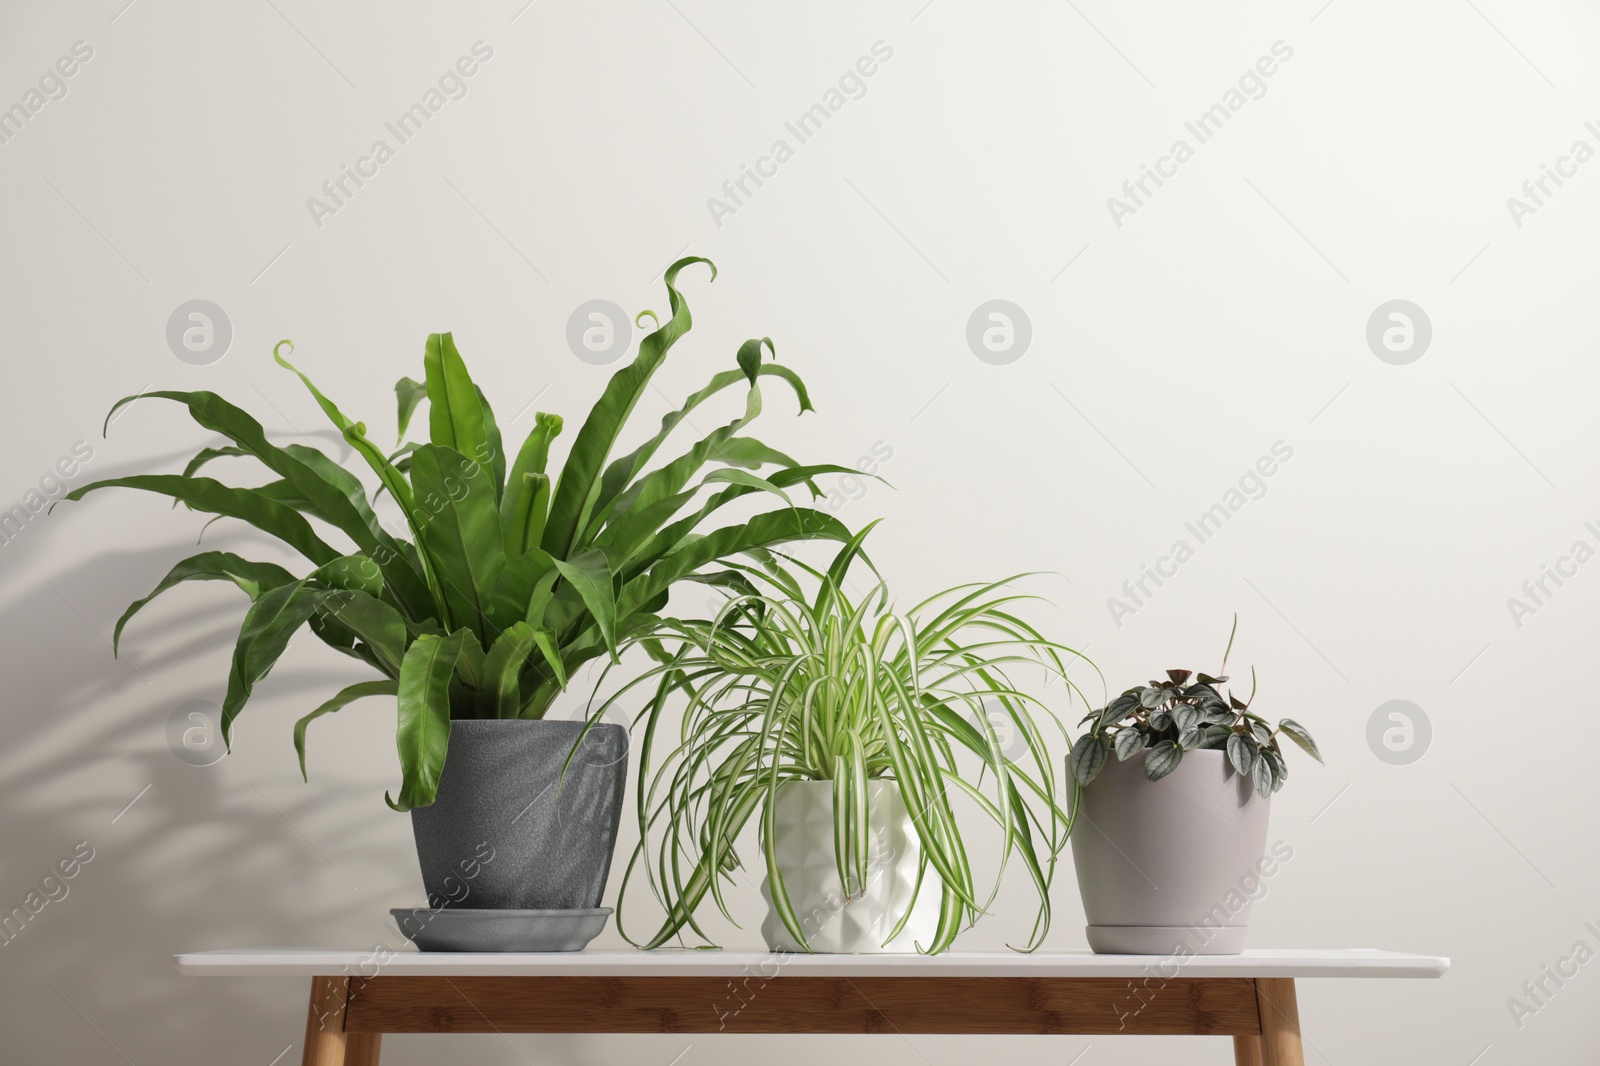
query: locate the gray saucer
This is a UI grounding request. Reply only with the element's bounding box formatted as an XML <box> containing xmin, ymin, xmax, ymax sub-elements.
<box><xmin>390</xmin><ymin>907</ymin><xmax>610</xmax><ymax>952</ymax></box>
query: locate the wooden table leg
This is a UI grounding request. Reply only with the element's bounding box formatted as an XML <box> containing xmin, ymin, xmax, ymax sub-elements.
<box><xmin>1254</xmin><ymin>978</ymin><xmax>1305</xmax><ymax>1066</ymax></box>
<box><xmin>344</xmin><ymin>1032</ymin><xmax>382</xmax><ymax>1066</ymax></box>
<box><xmin>303</xmin><ymin>976</ymin><xmax>382</xmax><ymax>1065</ymax></box>
<box><xmin>1233</xmin><ymin>1035</ymin><xmax>1264</xmax><ymax>1065</ymax></box>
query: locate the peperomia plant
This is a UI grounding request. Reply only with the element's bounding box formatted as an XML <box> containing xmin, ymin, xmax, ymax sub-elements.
<box><xmin>1068</xmin><ymin>620</ymin><xmax>1321</xmax><ymax>797</ymax></box>
<box><xmin>63</xmin><ymin>257</ymin><xmax>863</xmax><ymax>811</ymax></box>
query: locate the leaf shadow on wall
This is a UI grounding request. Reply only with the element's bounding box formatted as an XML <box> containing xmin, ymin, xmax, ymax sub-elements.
<box><xmin>0</xmin><ymin>539</ymin><xmax>432</xmax><ymax>1065</ymax></box>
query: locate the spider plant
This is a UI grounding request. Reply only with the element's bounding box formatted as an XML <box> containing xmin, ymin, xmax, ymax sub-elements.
<box><xmin>62</xmin><ymin>257</ymin><xmax>861</xmax><ymax>810</ymax></box>
<box><xmin>601</xmin><ymin>526</ymin><xmax>1093</xmax><ymax>953</ymax></box>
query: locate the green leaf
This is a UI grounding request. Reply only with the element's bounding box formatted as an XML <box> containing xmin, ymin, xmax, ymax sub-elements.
<box><xmin>735</xmin><ymin>336</ymin><xmax>772</xmax><ymax>385</ymax></box>
<box><xmin>180</xmin><ymin>445</ymin><xmax>250</xmax><ymax>479</ymax></box>
<box><xmin>1173</xmin><ymin>704</ymin><xmax>1201</xmax><ymax>733</ymax></box>
<box><xmin>583</xmin><ymin>360</ymin><xmax>814</xmax><ymax>542</ymax></box>
<box><xmin>713</xmin><ymin>436</ymin><xmax>806</xmax><ymax>471</ymax></box>
<box><xmin>1261</xmin><ymin>746</ymin><xmax>1287</xmax><ymax>790</ymax></box>
<box><xmin>501</xmin><ymin>412</ymin><xmax>562</xmax><ymax>555</ymax></box>
<box><xmin>1277</xmin><ymin>718</ymin><xmax>1323</xmax><ymax>764</ymax></box>
<box><xmin>526</xmin><ymin>627</ymin><xmax>566</xmax><ymax>691</ymax></box>
<box><xmin>113</xmin><ymin>551</ymin><xmax>297</xmax><ymax>654</ymax></box>
<box><xmin>1113</xmin><ymin>728</ymin><xmax>1145</xmax><ymax>761</ymax></box>
<box><xmin>315</xmin><ymin>590</ymin><xmax>408</xmax><ymax>674</ymax></box>
<box><xmin>1145</xmin><ymin>740</ymin><xmax>1183</xmax><ymax>781</ymax></box>
<box><xmin>387</xmin><ymin>631</ymin><xmax>466</xmax><ymax>811</ymax></box>
<box><xmin>616</xmin><ymin>507</ymin><xmax>854</xmax><ymax>619</ymax></box>
<box><xmin>700</xmin><ymin>469</ymin><xmax>793</xmax><ymax>507</ymax></box>
<box><xmin>272</xmin><ymin>343</ymin><xmax>450</xmax><ymax>622</ymax></box>
<box><xmin>1226</xmin><ymin>732</ymin><xmax>1256</xmax><ymax>777</ymax></box>
<box><xmin>98</xmin><ymin>388</ymin><xmax>432</xmax><ymax>617</ymax></box>
<box><xmin>61</xmin><ymin>475</ymin><xmax>342</xmax><ymax>567</ymax></box>
<box><xmin>1139</xmin><ymin>685</ymin><xmax>1164</xmax><ymax>709</ymax></box>
<box><xmin>294</xmin><ymin>680</ymin><xmax>397</xmax><ymax>780</ymax></box>
<box><xmin>543</xmin><ymin>256</ymin><xmax>714</xmax><ymax>558</ymax></box>
<box><xmin>221</xmin><ymin>581</ymin><xmax>327</xmax><ymax>742</ymax></box>
<box><xmin>483</xmin><ymin>622</ymin><xmax>538</xmax><ymax>718</ymax></box>
<box><xmin>1069</xmin><ymin>733</ymin><xmax>1106</xmax><ymax>785</ymax></box>
<box><xmin>424</xmin><ymin>332</ymin><xmax>493</xmax><ymax>471</ymax></box>
<box><xmin>409</xmin><ymin>444</ymin><xmax>507</xmax><ymax>641</ymax></box>
<box><xmin>586</xmin><ymin>371</ymin><xmax>768</xmax><ymax>545</ymax></box>
<box><xmin>502</xmin><ymin>473</ymin><xmax>550</xmax><ymax>558</ymax></box>
<box><xmin>453</xmin><ymin>629</ymin><xmax>487</xmax><ymax>692</ymax></box>
<box><xmin>394</xmin><ymin>376</ymin><xmax>427</xmax><ymax>441</ymax></box>
<box><xmin>616</xmin><ymin>463</ymin><xmax>861</xmax><ymax>575</ymax></box>
<box><xmin>476</xmin><ymin>384</ymin><xmax>506</xmax><ymax>503</ymax></box>
<box><xmin>486</xmin><ymin>549</ymin><xmax>558</xmax><ymax>632</ymax></box>
<box><xmin>1096</xmin><ymin>694</ymin><xmax>1135</xmax><ymax>728</ymax></box>
<box><xmin>1251</xmin><ymin>752</ymin><xmax>1274</xmax><ymax>798</ymax></box>
<box><xmin>551</xmin><ymin>549</ymin><xmax>617</xmax><ymax>660</ymax></box>
<box><xmin>310</xmin><ymin>554</ymin><xmax>383</xmax><ymax>596</ymax></box>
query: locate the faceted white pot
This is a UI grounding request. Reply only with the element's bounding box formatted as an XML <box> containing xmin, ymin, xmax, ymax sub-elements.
<box><xmin>759</xmin><ymin>780</ymin><xmax>943</xmax><ymax>953</ymax></box>
<box><xmin>1071</xmin><ymin>749</ymin><xmax>1271</xmax><ymax>955</ymax></box>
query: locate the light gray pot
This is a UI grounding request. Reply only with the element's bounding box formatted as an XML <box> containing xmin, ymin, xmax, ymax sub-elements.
<box><xmin>409</xmin><ymin>719</ymin><xmax>628</xmax><ymax>911</ymax></box>
<box><xmin>1070</xmin><ymin>748</ymin><xmax>1269</xmax><ymax>955</ymax></box>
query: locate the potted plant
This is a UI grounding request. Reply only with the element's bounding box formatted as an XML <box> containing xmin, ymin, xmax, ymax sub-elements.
<box><xmin>600</xmin><ymin>528</ymin><xmax>1088</xmax><ymax>953</ymax></box>
<box><xmin>1066</xmin><ymin>620</ymin><xmax>1322</xmax><ymax>954</ymax></box>
<box><xmin>63</xmin><ymin>258</ymin><xmax>861</xmax><ymax>945</ymax></box>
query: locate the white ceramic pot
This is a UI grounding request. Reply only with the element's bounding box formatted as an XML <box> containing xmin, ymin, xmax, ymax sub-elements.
<box><xmin>759</xmin><ymin>779</ymin><xmax>943</xmax><ymax>953</ymax></box>
<box><xmin>1070</xmin><ymin>748</ymin><xmax>1271</xmax><ymax>955</ymax></box>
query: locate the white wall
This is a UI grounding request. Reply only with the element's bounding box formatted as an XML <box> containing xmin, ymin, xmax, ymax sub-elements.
<box><xmin>2</xmin><ymin>0</ymin><xmax>1597</xmax><ymax>1062</ymax></box>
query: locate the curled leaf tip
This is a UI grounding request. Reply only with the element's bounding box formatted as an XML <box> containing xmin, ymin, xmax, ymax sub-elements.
<box><xmin>663</xmin><ymin>255</ymin><xmax>716</xmax><ymax>290</ymax></box>
<box><xmin>635</xmin><ymin>309</ymin><xmax>659</xmax><ymax>330</ymax></box>
<box><xmin>273</xmin><ymin>339</ymin><xmax>295</xmax><ymax>365</ymax></box>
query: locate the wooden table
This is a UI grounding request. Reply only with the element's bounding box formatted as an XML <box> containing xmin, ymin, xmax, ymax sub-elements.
<box><xmin>175</xmin><ymin>947</ymin><xmax>1447</xmax><ymax>1066</ymax></box>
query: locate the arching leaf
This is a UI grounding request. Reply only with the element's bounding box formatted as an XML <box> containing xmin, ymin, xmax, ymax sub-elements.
<box><xmin>61</xmin><ymin>475</ymin><xmax>342</xmax><ymax>567</ymax></box>
<box><xmin>295</xmin><ymin>680</ymin><xmax>397</xmax><ymax>780</ymax></box>
<box><xmin>113</xmin><ymin>551</ymin><xmax>297</xmax><ymax>654</ymax></box>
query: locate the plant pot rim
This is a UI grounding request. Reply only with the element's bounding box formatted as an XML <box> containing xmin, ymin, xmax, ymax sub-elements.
<box><xmin>1087</xmin><ymin>746</ymin><xmax>1262</xmax><ymax>793</ymax></box>
<box><xmin>1089</xmin><ymin>746</ymin><xmax>1228</xmax><ymax>774</ymax></box>
<box><xmin>446</xmin><ymin>718</ymin><xmax>624</xmax><ymax>730</ymax></box>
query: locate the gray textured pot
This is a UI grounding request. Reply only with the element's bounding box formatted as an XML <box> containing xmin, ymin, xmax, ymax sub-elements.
<box><xmin>410</xmin><ymin>719</ymin><xmax>628</xmax><ymax>910</ymax></box>
<box><xmin>1070</xmin><ymin>748</ymin><xmax>1269</xmax><ymax>955</ymax></box>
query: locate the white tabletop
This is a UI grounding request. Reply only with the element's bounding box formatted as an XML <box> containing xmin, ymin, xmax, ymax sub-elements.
<box><xmin>174</xmin><ymin>948</ymin><xmax>1448</xmax><ymax>980</ymax></box>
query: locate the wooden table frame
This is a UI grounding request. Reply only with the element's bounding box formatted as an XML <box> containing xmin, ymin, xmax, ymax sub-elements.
<box><xmin>303</xmin><ymin>971</ymin><xmax>1305</xmax><ymax>1066</ymax></box>
<box><xmin>175</xmin><ymin>949</ymin><xmax>1446</xmax><ymax>1066</ymax></box>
